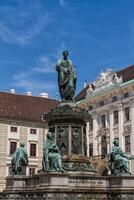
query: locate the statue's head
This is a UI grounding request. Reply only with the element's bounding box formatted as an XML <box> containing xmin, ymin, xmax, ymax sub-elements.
<box><xmin>46</xmin><ymin>131</ymin><xmax>53</xmax><ymax>140</ymax></box>
<box><xmin>20</xmin><ymin>142</ymin><xmax>25</xmax><ymax>148</ymax></box>
<box><xmin>63</xmin><ymin>50</ymin><xmax>69</xmax><ymax>58</ymax></box>
<box><xmin>113</xmin><ymin>139</ymin><xmax>119</xmax><ymax>146</ymax></box>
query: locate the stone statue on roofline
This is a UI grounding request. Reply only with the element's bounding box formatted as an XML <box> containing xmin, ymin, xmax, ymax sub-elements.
<box><xmin>42</xmin><ymin>131</ymin><xmax>64</xmax><ymax>173</ymax></box>
<box><xmin>56</xmin><ymin>50</ymin><xmax>77</xmax><ymax>101</ymax></box>
<box><xmin>11</xmin><ymin>142</ymin><xmax>28</xmax><ymax>175</ymax></box>
<box><xmin>87</xmin><ymin>84</ymin><xmax>94</xmax><ymax>96</ymax></box>
<box><xmin>114</xmin><ymin>73</ymin><xmax>123</xmax><ymax>84</ymax></box>
<box><xmin>109</xmin><ymin>139</ymin><xmax>134</xmax><ymax>176</ymax></box>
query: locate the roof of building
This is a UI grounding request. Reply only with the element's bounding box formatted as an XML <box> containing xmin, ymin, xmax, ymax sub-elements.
<box><xmin>75</xmin><ymin>85</ymin><xmax>90</xmax><ymax>102</ymax></box>
<box><xmin>0</xmin><ymin>92</ymin><xmax>59</xmax><ymax>122</ymax></box>
<box><xmin>75</xmin><ymin>64</ymin><xmax>134</xmax><ymax>101</ymax></box>
<box><xmin>116</xmin><ymin>64</ymin><xmax>134</xmax><ymax>82</ymax></box>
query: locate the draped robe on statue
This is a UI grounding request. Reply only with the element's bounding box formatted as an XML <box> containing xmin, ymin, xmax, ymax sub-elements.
<box><xmin>56</xmin><ymin>58</ymin><xmax>77</xmax><ymax>100</ymax></box>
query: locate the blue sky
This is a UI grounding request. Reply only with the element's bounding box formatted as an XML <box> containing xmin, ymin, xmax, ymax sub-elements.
<box><xmin>0</xmin><ymin>0</ymin><xmax>134</xmax><ymax>98</ymax></box>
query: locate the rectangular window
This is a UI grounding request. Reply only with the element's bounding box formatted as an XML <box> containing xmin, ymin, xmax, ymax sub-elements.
<box><xmin>113</xmin><ymin>110</ymin><xmax>118</xmax><ymax>124</ymax></box>
<box><xmin>124</xmin><ymin>107</ymin><xmax>130</xmax><ymax>121</ymax></box>
<box><xmin>30</xmin><ymin>129</ymin><xmax>37</xmax><ymax>134</ymax></box>
<box><xmin>112</xmin><ymin>96</ymin><xmax>117</xmax><ymax>102</ymax></box>
<box><xmin>125</xmin><ymin>135</ymin><xmax>130</xmax><ymax>152</ymax></box>
<box><xmin>89</xmin><ymin>105</ymin><xmax>92</xmax><ymax>111</ymax></box>
<box><xmin>30</xmin><ymin>143</ymin><xmax>36</xmax><ymax>157</ymax></box>
<box><xmin>124</xmin><ymin>92</ymin><xmax>129</xmax><ymax>98</ymax></box>
<box><xmin>29</xmin><ymin>168</ymin><xmax>36</xmax><ymax>176</ymax></box>
<box><xmin>10</xmin><ymin>141</ymin><xmax>17</xmax><ymax>155</ymax></box>
<box><xmin>89</xmin><ymin>118</ymin><xmax>93</xmax><ymax>131</ymax></box>
<box><xmin>100</xmin><ymin>101</ymin><xmax>104</xmax><ymax>106</ymax></box>
<box><xmin>89</xmin><ymin>143</ymin><xmax>93</xmax><ymax>157</ymax></box>
<box><xmin>101</xmin><ymin>114</ymin><xmax>106</xmax><ymax>128</ymax></box>
<box><xmin>10</xmin><ymin>126</ymin><xmax>17</xmax><ymax>132</ymax></box>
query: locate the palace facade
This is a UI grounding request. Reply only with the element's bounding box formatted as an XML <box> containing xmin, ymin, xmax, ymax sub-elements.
<box><xmin>0</xmin><ymin>92</ymin><xmax>58</xmax><ymax>191</ymax></box>
<box><xmin>0</xmin><ymin>64</ymin><xmax>133</xmax><ymax>191</ymax></box>
<box><xmin>76</xmin><ymin>65</ymin><xmax>134</xmax><ymax>176</ymax></box>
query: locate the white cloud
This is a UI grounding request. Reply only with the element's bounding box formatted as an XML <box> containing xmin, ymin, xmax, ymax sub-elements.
<box><xmin>12</xmin><ymin>79</ymin><xmax>56</xmax><ymax>93</ymax></box>
<box><xmin>12</xmin><ymin>54</ymin><xmax>57</xmax><ymax>95</ymax></box>
<box><xmin>13</xmin><ymin>68</ymin><xmax>56</xmax><ymax>95</ymax></box>
<box><xmin>14</xmin><ymin>71</ymin><xmax>32</xmax><ymax>80</ymax></box>
<box><xmin>33</xmin><ymin>56</ymin><xmax>55</xmax><ymax>73</ymax></box>
<box><xmin>0</xmin><ymin>2</ymin><xmax>49</xmax><ymax>46</ymax></box>
<box><xmin>12</xmin><ymin>45</ymin><xmax>67</xmax><ymax>95</ymax></box>
<box><xmin>33</xmin><ymin>44</ymin><xmax>66</xmax><ymax>74</ymax></box>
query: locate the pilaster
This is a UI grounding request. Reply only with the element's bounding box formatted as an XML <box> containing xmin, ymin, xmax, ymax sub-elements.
<box><xmin>117</xmin><ymin>103</ymin><xmax>124</xmax><ymax>151</ymax></box>
<box><xmin>86</xmin><ymin>122</ymin><xmax>89</xmax><ymax>157</ymax></box>
<box><xmin>98</xmin><ymin>137</ymin><xmax>101</xmax><ymax>155</ymax></box>
<box><xmin>68</xmin><ymin>125</ymin><xmax>72</xmax><ymax>155</ymax></box>
<box><xmin>109</xmin><ymin>106</ymin><xmax>114</xmax><ymax>149</ymax></box>
<box><xmin>130</xmin><ymin>99</ymin><xmax>134</xmax><ymax>155</ymax></box>
<box><xmin>92</xmin><ymin>111</ymin><xmax>98</xmax><ymax>156</ymax></box>
<box><xmin>106</xmin><ymin>136</ymin><xmax>110</xmax><ymax>154</ymax></box>
<box><xmin>81</xmin><ymin>126</ymin><xmax>84</xmax><ymax>156</ymax></box>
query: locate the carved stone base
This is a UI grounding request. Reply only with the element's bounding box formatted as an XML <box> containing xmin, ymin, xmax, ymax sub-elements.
<box><xmin>2</xmin><ymin>174</ymin><xmax>134</xmax><ymax>200</ymax></box>
<box><xmin>62</xmin><ymin>155</ymin><xmax>96</xmax><ymax>173</ymax></box>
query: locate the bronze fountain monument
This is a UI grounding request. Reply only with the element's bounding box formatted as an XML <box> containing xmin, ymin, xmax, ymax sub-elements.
<box><xmin>1</xmin><ymin>51</ymin><xmax>134</xmax><ymax>200</ymax></box>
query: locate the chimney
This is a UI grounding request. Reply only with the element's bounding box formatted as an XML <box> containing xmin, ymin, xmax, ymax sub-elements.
<box><xmin>84</xmin><ymin>80</ymin><xmax>87</xmax><ymax>88</ymax></box>
<box><xmin>26</xmin><ymin>91</ymin><xmax>32</xmax><ymax>96</ymax></box>
<box><xmin>10</xmin><ymin>89</ymin><xmax>15</xmax><ymax>94</ymax></box>
<box><xmin>39</xmin><ymin>93</ymin><xmax>48</xmax><ymax>98</ymax></box>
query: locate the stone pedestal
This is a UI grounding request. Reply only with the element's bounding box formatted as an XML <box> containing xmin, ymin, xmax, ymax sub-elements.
<box><xmin>44</xmin><ymin>101</ymin><xmax>95</xmax><ymax>173</ymax></box>
<box><xmin>2</xmin><ymin>174</ymin><xmax>134</xmax><ymax>199</ymax></box>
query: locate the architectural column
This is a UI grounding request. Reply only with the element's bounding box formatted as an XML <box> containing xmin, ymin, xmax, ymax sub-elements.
<box><xmin>26</xmin><ymin>166</ymin><xmax>29</xmax><ymax>176</ymax></box>
<box><xmin>86</xmin><ymin>122</ymin><xmax>89</xmax><ymax>157</ymax></box>
<box><xmin>68</xmin><ymin>125</ymin><xmax>72</xmax><ymax>155</ymax></box>
<box><xmin>81</xmin><ymin>126</ymin><xmax>84</xmax><ymax>156</ymax></box>
<box><xmin>98</xmin><ymin>137</ymin><xmax>101</xmax><ymax>155</ymax></box>
<box><xmin>55</xmin><ymin>124</ymin><xmax>57</xmax><ymax>143</ymax></box>
<box><xmin>130</xmin><ymin>99</ymin><xmax>134</xmax><ymax>155</ymax></box>
<box><xmin>106</xmin><ymin>137</ymin><xmax>110</xmax><ymax>154</ymax></box>
<box><xmin>92</xmin><ymin>111</ymin><xmax>98</xmax><ymax>156</ymax></box>
<box><xmin>109</xmin><ymin>106</ymin><xmax>114</xmax><ymax>149</ymax></box>
<box><xmin>117</xmin><ymin>103</ymin><xmax>124</xmax><ymax>151</ymax></box>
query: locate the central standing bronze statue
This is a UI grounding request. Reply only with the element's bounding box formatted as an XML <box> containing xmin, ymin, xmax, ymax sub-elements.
<box><xmin>56</xmin><ymin>51</ymin><xmax>77</xmax><ymax>100</ymax></box>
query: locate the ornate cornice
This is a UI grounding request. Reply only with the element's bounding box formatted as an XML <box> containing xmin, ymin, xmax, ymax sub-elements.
<box><xmin>0</xmin><ymin>117</ymin><xmax>46</xmax><ymax>128</ymax></box>
<box><xmin>117</xmin><ymin>103</ymin><xmax>123</xmax><ymax>111</ymax></box>
<box><xmin>96</xmin><ymin>127</ymin><xmax>110</xmax><ymax>138</ymax></box>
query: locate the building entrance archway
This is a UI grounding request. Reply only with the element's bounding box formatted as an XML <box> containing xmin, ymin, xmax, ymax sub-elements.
<box><xmin>97</xmin><ymin>164</ymin><xmax>109</xmax><ymax>176</ymax></box>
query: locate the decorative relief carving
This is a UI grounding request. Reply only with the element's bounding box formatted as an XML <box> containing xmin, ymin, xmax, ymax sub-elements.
<box><xmin>86</xmin><ymin>69</ymin><xmax>123</xmax><ymax>98</ymax></box>
<box><xmin>114</xmin><ymin>73</ymin><xmax>123</xmax><ymax>84</ymax></box>
<box><xmin>117</xmin><ymin>103</ymin><xmax>123</xmax><ymax>111</ymax></box>
<box><xmin>123</xmin><ymin>126</ymin><xmax>131</xmax><ymax>136</ymax></box>
<box><xmin>87</xmin><ymin>84</ymin><xmax>94</xmax><ymax>95</ymax></box>
<box><xmin>83</xmin><ymin>126</ymin><xmax>87</xmax><ymax>156</ymax></box>
<box><xmin>114</xmin><ymin>128</ymin><xmax>119</xmax><ymax>138</ymax></box>
<box><xmin>57</xmin><ymin>126</ymin><xmax>68</xmax><ymax>156</ymax></box>
<box><xmin>96</xmin><ymin>127</ymin><xmax>110</xmax><ymax>138</ymax></box>
<box><xmin>71</xmin><ymin>127</ymin><xmax>82</xmax><ymax>154</ymax></box>
<box><xmin>62</xmin><ymin>160</ymin><xmax>95</xmax><ymax>172</ymax></box>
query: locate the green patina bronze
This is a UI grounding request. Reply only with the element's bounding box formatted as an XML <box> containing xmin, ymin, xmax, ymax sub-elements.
<box><xmin>11</xmin><ymin>142</ymin><xmax>28</xmax><ymax>175</ymax></box>
<box><xmin>42</xmin><ymin>132</ymin><xmax>64</xmax><ymax>173</ymax></box>
<box><xmin>109</xmin><ymin>139</ymin><xmax>133</xmax><ymax>176</ymax></box>
<box><xmin>56</xmin><ymin>50</ymin><xmax>77</xmax><ymax>100</ymax></box>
